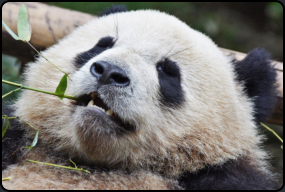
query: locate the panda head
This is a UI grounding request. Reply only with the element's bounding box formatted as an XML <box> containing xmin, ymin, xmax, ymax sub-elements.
<box><xmin>14</xmin><ymin>6</ymin><xmax>277</xmax><ymax>176</ymax></box>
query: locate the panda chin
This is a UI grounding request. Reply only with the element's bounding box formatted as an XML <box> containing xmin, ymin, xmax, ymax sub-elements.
<box><xmin>74</xmin><ymin>91</ymin><xmax>136</xmax><ymax>134</ymax></box>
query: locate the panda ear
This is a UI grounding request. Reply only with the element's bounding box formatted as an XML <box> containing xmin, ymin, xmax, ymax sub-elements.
<box><xmin>232</xmin><ymin>48</ymin><xmax>278</xmax><ymax>122</ymax></box>
<box><xmin>99</xmin><ymin>5</ymin><xmax>127</xmax><ymax>17</ymax></box>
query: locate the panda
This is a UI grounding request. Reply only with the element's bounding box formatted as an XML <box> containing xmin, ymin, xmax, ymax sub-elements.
<box><xmin>2</xmin><ymin>5</ymin><xmax>279</xmax><ymax>190</ymax></box>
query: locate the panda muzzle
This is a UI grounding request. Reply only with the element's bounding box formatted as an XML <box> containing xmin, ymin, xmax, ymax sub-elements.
<box><xmin>74</xmin><ymin>91</ymin><xmax>136</xmax><ymax>132</ymax></box>
<box><xmin>86</xmin><ymin>92</ymin><xmax>114</xmax><ymax>117</ymax></box>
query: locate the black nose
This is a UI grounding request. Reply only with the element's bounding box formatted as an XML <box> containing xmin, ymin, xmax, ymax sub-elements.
<box><xmin>90</xmin><ymin>61</ymin><xmax>130</xmax><ymax>87</ymax></box>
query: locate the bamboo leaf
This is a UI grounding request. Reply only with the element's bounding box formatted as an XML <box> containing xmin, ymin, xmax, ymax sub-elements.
<box><xmin>17</xmin><ymin>3</ymin><xmax>31</xmax><ymax>41</ymax></box>
<box><xmin>2</xmin><ymin>20</ymin><xmax>20</xmax><ymax>40</ymax></box>
<box><xmin>55</xmin><ymin>74</ymin><xmax>68</xmax><ymax>100</ymax></box>
<box><xmin>24</xmin><ymin>130</ymin><xmax>39</xmax><ymax>149</ymax></box>
<box><xmin>2</xmin><ymin>115</ymin><xmax>11</xmax><ymax>139</ymax></box>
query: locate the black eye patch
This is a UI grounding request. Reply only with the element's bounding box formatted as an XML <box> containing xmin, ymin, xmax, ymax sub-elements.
<box><xmin>156</xmin><ymin>58</ymin><xmax>185</xmax><ymax>107</ymax></box>
<box><xmin>96</xmin><ymin>36</ymin><xmax>115</xmax><ymax>48</ymax></box>
<box><xmin>157</xmin><ymin>58</ymin><xmax>181</xmax><ymax>77</ymax></box>
<box><xmin>74</xmin><ymin>36</ymin><xmax>115</xmax><ymax>68</ymax></box>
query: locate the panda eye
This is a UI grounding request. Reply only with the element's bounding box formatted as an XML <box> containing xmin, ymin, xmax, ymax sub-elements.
<box><xmin>74</xmin><ymin>36</ymin><xmax>116</xmax><ymax>68</ymax></box>
<box><xmin>157</xmin><ymin>63</ymin><xmax>163</xmax><ymax>72</ymax></box>
<box><xmin>96</xmin><ymin>36</ymin><xmax>115</xmax><ymax>48</ymax></box>
<box><xmin>156</xmin><ymin>58</ymin><xmax>180</xmax><ymax>77</ymax></box>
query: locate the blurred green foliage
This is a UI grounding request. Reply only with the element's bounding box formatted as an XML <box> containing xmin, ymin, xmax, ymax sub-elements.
<box><xmin>266</xmin><ymin>2</ymin><xmax>283</xmax><ymax>20</ymax></box>
<box><xmin>2</xmin><ymin>54</ymin><xmax>22</xmax><ymax>104</ymax></box>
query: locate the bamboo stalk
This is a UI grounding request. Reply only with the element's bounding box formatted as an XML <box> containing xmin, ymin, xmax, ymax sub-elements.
<box><xmin>2</xmin><ymin>79</ymin><xmax>80</xmax><ymax>101</ymax></box>
<box><xmin>2</xmin><ymin>87</ymin><xmax>22</xmax><ymax>98</ymax></box>
<box><xmin>2</xmin><ymin>177</ymin><xmax>11</xmax><ymax>181</ymax></box>
<box><xmin>26</xmin><ymin>159</ymin><xmax>90</xmax><ymax>173</ymax></box>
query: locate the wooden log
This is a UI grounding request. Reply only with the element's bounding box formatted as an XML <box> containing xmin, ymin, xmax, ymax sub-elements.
<box><xmin>2</xmin><ymin>2</ymin><xmax>96</xmax><ymax>47</ymax></box>
<box><xmin>2</xmin><ymin>2</ymin><xmax>283</xmax><ymax>125</ymax></box>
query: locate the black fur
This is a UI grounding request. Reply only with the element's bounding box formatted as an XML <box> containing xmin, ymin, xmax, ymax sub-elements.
<box><xmin>233</xmin><ymin>48</ymin><xmax>278</xmax><ymax>122</ymax></box>
<box><xmin>178</xmin><ymin>157</ymin><xmax>275</xmax><ymax>190</ymax></box>
<box><xmin>74</xmin><ymin>36</ymin><xmax>115</xmax><ymax>68</ymax></box>
<box><xmin>99</xmin><ymin>5</ymin><xmax>127</xmax><ymax>17</ymax></box>
<box><xmin>2</xmin><ymin>106</ymin><xmax>25</xmax><ymax>170</ymax></box>
<box><xmin>157</xmin><ymin>58</ymin><xmax>185</xmax><ymax>107</ymax></box>
<box><xmin>96</xmin><ymin>36</ymin><xmax>115</xmax><ymax>48</ymax></box>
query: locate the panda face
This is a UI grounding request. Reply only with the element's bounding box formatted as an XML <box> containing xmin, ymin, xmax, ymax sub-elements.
<box><xmin>69</xmin><ymin>11</ymin><xmax>191</xmax><ymax>162</ymax></box>
<box><xmin>14</xmin><ymin>10</ymin><xmax>260</xmax><ymax>173</ymax></box>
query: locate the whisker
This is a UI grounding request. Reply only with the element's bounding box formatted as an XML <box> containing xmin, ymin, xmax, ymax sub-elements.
<box><xmin>168</xmin><ymin>45</ymin><xmax>195</xmax><ymax>58</ymax></box>
<box><xmin>112</xmin><ymin>15</ymin><xmax>119</xmax><ymax>41</ymax></box>
<box><xmin>162</xmin><ymin>46</ymin><xmax>175</xmax><ymax>61</ymax></box>
<box><xmin>161</xmin><ymin>45</ymin><xmax>196</xmax><ymax>62</ymax></box>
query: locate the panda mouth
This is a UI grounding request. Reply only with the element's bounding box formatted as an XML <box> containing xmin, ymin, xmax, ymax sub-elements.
<box><xmin>74</xmin><ymin>92</ymin><xmax>135</xmax><ymax>132</ymax></box>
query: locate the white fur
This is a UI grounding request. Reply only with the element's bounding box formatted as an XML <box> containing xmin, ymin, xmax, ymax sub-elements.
<box><xmin>3</xmin><ymin>9</ymin><xmax>271</xmax><ymax>189</ymax></box>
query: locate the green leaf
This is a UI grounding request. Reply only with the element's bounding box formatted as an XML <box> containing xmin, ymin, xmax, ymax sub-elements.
<box><xmin>17</xmin><ymin>3</ymin><xmax>31</xmax><ymax>41</ymax></box>
<box><xmin>2</xmin><ymin>115</ymin><xmax>11</xmax><ymax>139</ymax></box>
<box><xmin>24</xmin><ymin>130</ymin><xmax>38</xmax><ymax>149</ymax></box>
<box><xmin>55</xmin><ymin>74</ymin><xmax>68</xmax><ymax>100</ymax></box>
<box><xmin>2</xmin><ymin>20</ymin><xmax>20</xmax><ymax>40</ymax></box>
